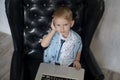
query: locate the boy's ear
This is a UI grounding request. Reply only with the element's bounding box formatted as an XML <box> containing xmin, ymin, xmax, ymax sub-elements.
<box><xmin>70</xmin><ymin>20</ymin><xmax>75</xmax><ymax>28</ymax></box>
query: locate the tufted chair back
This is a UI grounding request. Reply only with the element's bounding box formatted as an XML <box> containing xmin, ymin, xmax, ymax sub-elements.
<box><xmin>24</xmin><ymin>0</ymin><xmax>84</xmax><ymax>56</ymax></box>
<box><xmin>5</xmin><ymin>0</ymin><xmax>105</xmax><ymax>80</ymax></box>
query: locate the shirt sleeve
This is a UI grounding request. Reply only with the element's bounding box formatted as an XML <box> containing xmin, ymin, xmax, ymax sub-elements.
<box><xmin>77</xmin><ymin>39</ymin><xmax>82</xmax><ymax>53</ymax></box>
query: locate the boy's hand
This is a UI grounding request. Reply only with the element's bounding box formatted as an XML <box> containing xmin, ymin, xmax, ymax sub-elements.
<box><xmin>73</xmin><ymin>60</ymin><xmax>81</xmax><ymax>70</ymax></box>
<box><xmin>51</xmin><ymin>19</ymin><xmax>56</xmax><ymax>31</ymax></box>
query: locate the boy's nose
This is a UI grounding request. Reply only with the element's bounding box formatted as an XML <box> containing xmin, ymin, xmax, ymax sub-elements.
<box><xmin>60</xmin><ymin>26</ymin><xmax>64</xmax><ymax>31</ymax></box>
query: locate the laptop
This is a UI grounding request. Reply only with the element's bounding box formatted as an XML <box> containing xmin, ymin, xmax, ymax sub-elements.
<box><xmin>35</xmin><ymin>63</ymin><xmax>85</xmax><ymax>80</ymax></box>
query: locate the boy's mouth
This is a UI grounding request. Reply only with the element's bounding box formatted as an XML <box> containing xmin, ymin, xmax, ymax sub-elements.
<box><xmin>61</xmin><ymin>33</ymin><xmax>68</xmax><ymax>38</ymax></box>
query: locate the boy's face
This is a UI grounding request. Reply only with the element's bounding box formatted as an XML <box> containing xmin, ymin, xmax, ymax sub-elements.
<box><xmin>53</xmin><ymin>17</ymin><xmax>74</xmax><ymax>38</ymax></box>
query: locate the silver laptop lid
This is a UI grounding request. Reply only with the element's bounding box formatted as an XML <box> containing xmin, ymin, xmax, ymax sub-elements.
<box><xmin>35</xmin><ymin>63</ymin><xmax>85</xmax><ymax>80</ymax></box>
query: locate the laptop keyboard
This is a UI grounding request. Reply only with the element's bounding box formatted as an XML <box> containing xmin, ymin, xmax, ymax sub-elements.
<box><xmin>41</xmin><ymin>74</ymin><xmax>76</xmax><ymax>80</ymax></box>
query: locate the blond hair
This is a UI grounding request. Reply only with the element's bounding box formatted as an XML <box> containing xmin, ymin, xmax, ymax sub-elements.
<box><xmin>53</xmin><ymin>6</ymin><xmax>73</xmax><ymax>21</ymax></box>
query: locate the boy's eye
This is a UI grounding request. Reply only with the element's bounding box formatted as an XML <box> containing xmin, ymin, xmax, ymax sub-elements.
<box><xmin>64</xmin><ymin>24</ymin><xmax>68</xmax><ymax>26</ymax></box>
<box><xmin>56</xmin><ymin>24</ymin><xmax>60</xmax><ymax>26</ymax></box>
<box><xmin>57</xmin><ymin>24</ymin><xmax>60</xmax><ymax>26</ymax></box>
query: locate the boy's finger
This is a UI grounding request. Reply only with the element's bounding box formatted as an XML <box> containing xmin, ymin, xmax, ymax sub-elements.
<box><xmin>77</xmin><ymin>66</ymin><xmax>80</xmax><ymax>70</ymax></box>
<box><xmin>73</xmin><ymin>64</ymin><xmax>75</xmax><ymax>67</ymax></box>
<box><xmin>75</xmin><ymin>66</ymin><xmax>79</xmax><ymax>70</ymax></box>
<box><xmin>76</xmin><ymin>64</ymin><xmax>80</xmax><ymax>70</ymax></box>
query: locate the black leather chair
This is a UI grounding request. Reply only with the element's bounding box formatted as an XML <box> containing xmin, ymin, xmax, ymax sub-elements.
<box><xmin>5</xmin><ymin>0</ymin><xmax>105</xmax><ymax>80</ymax></box>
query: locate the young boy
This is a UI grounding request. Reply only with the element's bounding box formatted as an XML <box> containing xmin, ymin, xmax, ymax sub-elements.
<box><xmin>41</xmin><ymin>6</ymin><xmax>82</xmax><ymax>70</ymax></box>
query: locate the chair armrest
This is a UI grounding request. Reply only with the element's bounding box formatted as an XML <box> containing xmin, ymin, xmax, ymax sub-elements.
<box><xmin>10</xmin><ymin>51</ymin><xmax>24</xmax><ymax>80</ymax></box>
<box><xmin>83</xmin><ymin>48</ymin><xmax>104</xmax><ymax>80</ymax></box>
